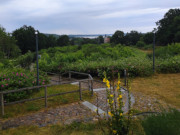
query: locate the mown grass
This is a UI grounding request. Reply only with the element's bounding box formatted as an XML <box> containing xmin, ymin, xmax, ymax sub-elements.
<box><xmin>131</xmin><ymin>73</ymin><xmax>180</xmax><ymax>108</ymax></box>
<box><xmin>0</xmin><ymin>119</ymin><xmax>145</xmax><ymax>135</ymax></box>
<box><xmin>1</xmin><ymin>84</ymin><xmax>93</xmax><ymax>119</ymax></box>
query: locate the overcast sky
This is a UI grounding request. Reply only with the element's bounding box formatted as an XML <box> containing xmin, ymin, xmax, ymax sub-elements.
<box><xmin>0</xmin><ymin>0</ymin><xmax>180</xmax><ymax>34</ymax></box>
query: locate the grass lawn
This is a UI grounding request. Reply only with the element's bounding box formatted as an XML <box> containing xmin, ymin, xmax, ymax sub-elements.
<box><xmin>131</xmin><ymin>73</ymin><xmax>180</xmax><ymax>108</ymax></box>
<box><xmin>1</xmin><ymin>84</ymin><xmax>93</xmax><ymax>119</ymax></box>
<box><xmin>0</xmin><ymin>119</ymin><xmax>144</xmax><ymax>135</ymax></box>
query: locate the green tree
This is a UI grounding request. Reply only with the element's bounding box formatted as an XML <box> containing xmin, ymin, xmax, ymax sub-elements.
<box><xmin>57</xmin><ymin>35</ymin><xmax>70</xmax><ymax>46</ymax></box>
<box><xmin>124</xmin><ymin>30</ymin><xmax>142</xmax><ymax>45</ymax></box>
<box><xmin>97</xmin><ymin>35</ymin><xmax>104</xmax><ymax>44</ymax></box>
<box><xmin>175</xmin><ymin>31</ymin><xmax>180</xmax><ymax>42</ymax></box>
<box><xmin>47</xmin><ymin>35</ymin><xmax>57</xmax><ymax>47</ymax></box>
<box><xmin>156</xmin><ymin>8</ymin><xmax>180</xmax><ymax>45</ymax></box>
<box><xmin>12</xmin><ymin>25</ymin><xmax>55</xmax><ymax>53</ymax></box>
<box><xmin>143</xmin><ymin>32</ymin><xmax>154</xmax><ymax>45</ymax></box>
<box><xmin>12</xmin><ymin>25</ymin><xmax>36</xmax><ymax>53</ymax></box>
<box><xmin>136</xmin><ymin>41</ymin><xmax>146</xmax><ymax>47</ymax></box>
<box><xmin>0</xmin><ymin>26</ymin><xmax>21</xmax><ymax>58</ymax></box>
<box><xmin>111</xmin><ymin>30</ymin><xmax>125</xmax><ymax>44</ymax></box>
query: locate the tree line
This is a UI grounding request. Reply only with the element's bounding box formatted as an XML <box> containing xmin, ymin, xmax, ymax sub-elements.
<box><xmin>0</xmin><ymin>8</ymin><xmax>179</xmax><ymax>57</ymax></box>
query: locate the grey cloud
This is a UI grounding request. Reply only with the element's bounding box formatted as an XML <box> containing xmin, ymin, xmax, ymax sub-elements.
<box><xmin>0</xmin><ymin>0</ymin><xmax>180</xmax><ymax>34</ymax></box>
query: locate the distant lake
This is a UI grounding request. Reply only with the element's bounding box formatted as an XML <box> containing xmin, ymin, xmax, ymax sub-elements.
<box><xmin>68</xmin><ymin>34</ymin><xmax>113</xmax><ymax>39</ymax></box>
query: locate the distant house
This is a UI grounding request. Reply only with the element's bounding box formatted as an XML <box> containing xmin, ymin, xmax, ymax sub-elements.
<box><xmin>104</xmin><ymin>35</ymin><xmax>110</xmax><ymax>43</ymax></box>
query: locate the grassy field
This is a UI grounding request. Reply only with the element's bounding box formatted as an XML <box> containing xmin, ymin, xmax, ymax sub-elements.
<box><xmin>1</xmin><ymin>84</ymin><xmax>92</xmax><ymax>119</ymax></box>
<box><xmin>0</xmin><ymin>120</ymin><xmax>145</xmax><ymax>135</ymax></box>
<box><xmin>131</xmin><ymin>73</ymin><xmax>180</xmax><ymax>108</ymax></box>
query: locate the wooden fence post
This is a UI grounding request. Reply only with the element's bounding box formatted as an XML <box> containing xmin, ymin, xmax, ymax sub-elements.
<box><xmin>69</xmin><ymin>72</ymin><xmax>71</xmax><ymax>80</ymax></box>
<box><xmin>124</xmin><ymin>69</ymin><xmax>127</xmax><ymax>86</ymax></box>
<box><xmin>79</xmin><ymin>81</ymin><xmax>82</xmax><ymax>100</ymax></box>
<box><xmin>91</xmin><ymin>80</ymin><xmax>93</xmax><ymax>96</ymax></box>
<box><xmin>45</xmin><ymin>87</ymin><xmax>47</xmax><ymax>107</ymax></box>
<box><xmin>59</xmin><ymin>75</ymin><xmax>62</xmax><ymax>83</ymax></box>
<box><xmin>0</xmin><ymin>93</ymin><xmax>4</xmax><ymax>116</ymax></box>
<box><xmin>88</xmin><ymin>76</ymin><xmax>91</xmax><ymax>91</ymax></box>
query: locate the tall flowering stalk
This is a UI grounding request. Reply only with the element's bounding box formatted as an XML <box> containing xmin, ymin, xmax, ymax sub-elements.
<box><xmin>102</xmin><ymin>71</ymin><xmax>132</xmax><ymax>135</ymax></box>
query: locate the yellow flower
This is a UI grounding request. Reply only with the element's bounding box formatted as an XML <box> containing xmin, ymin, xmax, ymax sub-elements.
<box><xmin>103</xmin><ymin>78</ymin><xmax>106</xmax><ymax>83</ymax></box>
<box><xmin>117</xmin><ymin>97</ymin><xmax>119</xmax><ymax>100</ymax></box>
<box><xmin>95</xmin><ymin>109</ymin><xmax>97</xmax><ymax>112</ymax></box>
<box><xmin>116</xmin><ymin>86</ymin><xmax>120</xmax><ymax>90</ymax></box>
<box><xmin>119</xmin><ymin>95</ymin><xmax>122</xmax><ymax>99</ymax></box>
<box><xmin>120</xmin><ymin>113</ymin><xmax>123</xmax><ymax>116</ymax></box>
<box><xmin>113</xmin><ymin>130</ymin><xmax>117</xmax><ymax>134</ymax></box>
<box><xmin>110</xmin><ymin>94</ymin><xmax>113</xmax><ymax>97</ymax></box>
<box><xmin>111</xmin><ymin>100</ymin><xmax>114</xmax><ymax>104</ymax></box>
<box><xmin>107</xmin><ymin>99</ymin><xmax>109</xmax><ymax>103</ymax></box>
<box><xmin>106</xmin><ymin>80</ymin><xmax>110</xmax><ymax>88</ymax></box>
<box><xmin>117</xmin><ymin>80</ymin><xmax>121</xmax><ymax>85</ymax></box>
<box><xmin>108</xmin><ymin>111</ymin><xmax>114</xmax><ymax>116</ymax></box>
<box><xmin>106</xmin><ymin>79</ymin><xmax>109</xmax><ymax>83</ymax></box>
<box><xmin>107</xmin><ymin>84</ymin><xmax>110</xmax><ymax>88</ymax></box>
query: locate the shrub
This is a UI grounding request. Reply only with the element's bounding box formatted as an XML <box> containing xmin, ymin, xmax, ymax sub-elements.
<box><xmin>142</xmin><ymin>109</ymin><xmax>180</xmax><ymax>135</ymax></box>
<box><xmin>0</xmin><ymin>68</ymin><xmax>49</xmax><ymax>102</ymax></box>
<box><xmin>156</xmin><ymin>55</ymin><xmax>180</xmax><ymax>73</ymax></box>
<box><xmin>16</xmin><ymin>51</ymin><xmax>35</xmax><ymax>69</ymax></box>
<box><xmin>136</xmin><ymin>41</ymin><xmax>146</xmax><ymax>47</ymax></box>
<box><xmin>149</xmin><ymin>43</ymin><xmax>180</xmax><ymax>59</ymax></box>
<box><xmin>62</xmin><ymin>57</ymin><xmax>153</xmax><ymax>77</ymax></box>
<box><xmin>38</xmin><ymin>43</ymin><xmax>180</xmax><ymax>76</ymax></box>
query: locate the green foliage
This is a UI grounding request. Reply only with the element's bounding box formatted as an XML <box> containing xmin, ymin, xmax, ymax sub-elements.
<box><xmin>0</xmin><ymin>26</ymin><xmax>21</xmax><ymax>58</ymax></box>
<box><xmin>16</xmin><ymin>51</ymin><xmax>35</xmax><ymax>69</ymax></box>
<box><xmin>38</xmin><ymin>43</ymin><xmax>180</xmax><ymax>77</ymax></box>
<box><xmin>136</xmin><ymin>41</ymin><xmax>146</xmax><ymax>47</ymax></box>
<box><xmin>57</xmin><ymin>35</ymin><xmax>70</xmax><ymax>46</ymax></box>
<box><xmin>111</xmin><ymin>30</ymin><xmax>125</xmax><ymax>44</ymax></box>
<box><xmin>99</xmin><ymin>73</ymin><xmax>132</xmax><ymax>135</ymax></box>
<box><xmin>12</xmin><ymin>25</ymin><xmax>36</xmax><ymax>54</ymax></box>
<box><xmin>143</xmin><ymin>44</ymin><xmax>153</xmax><ymax>50</ymax></box>
<box><xmin>0</xmin><ymin>68</ymin><xmax>49</xmax><ymax>102</ymax></box>
<box><xmin>156</xmin><ymin>55</ymin><xmax>180</xmax><ymax>73</ymax></box>
<box><xmin>65</xmin><ymin>57</ymin><xmax>153</xmax><ymax>77</ymax></box>
<box><xmin>38</xmin><ymin>44</ymin><xmax>148</xmax><ymax>75</ymax></box>
<box><xmin>156</xmin><ymin>8</ymin><xmax>180</xmax><ymax>45</ymax></box>
<box><xmin>142</xmin><ymin>109</ymin><xmax>180</xmax><ymax>135</ymax></box>
<box><xmin>124</xmin><ymin>30</ymin><xmax>142</xmax><ymax>46</ymax></box>
<box><xmin>142</xmin><ymin>32</ymin><xmax>154</xmax><ymax>45</ymax></box>
<box><xmin>153</xmin><ymin>43</ymin><xmax>180</xmax><ymax>58</ymax></box>
<box><xmin>12</xmin><ymin>25</ymin><xmax>57</xmax><ymax>54</ymax></box>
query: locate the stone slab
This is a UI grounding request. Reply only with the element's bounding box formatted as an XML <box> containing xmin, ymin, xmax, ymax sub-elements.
<box><xmin>82</xmin><ymin>101</ymin><xmax>105</xmax><ymax>114</ymax></box>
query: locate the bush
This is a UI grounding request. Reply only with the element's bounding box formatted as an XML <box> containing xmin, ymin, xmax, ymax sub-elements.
<box><xmin>150</xmin><ymin>43</ymin><xmax>180</xmax><ymax>59</ymax></box>
<box><xmin>143</xmin><ymin>44</ymin><xmax>153</xmax><ymax>50</ymax></box>
<box><xmin>0</xmin><ymin>68</ymin><xmax>49</xmax><ymax>102</ymax></box>
<box><xmin>142</xmin><ymin>109</ymin><xmax>180</xmax><ymax>135</ymax></box>
<box><xmin>38</xmin><ymin>44</ymin><xmax>147</xmax><ymax>74</ymax></box>
<box><xmin>38</xmin><ymin>43</ymin><xmax>180</xmax><ymax>76</ymax></box>
<box><xmin>16</xmin><ymin>51</ymin><xmax>35</xmax><ymax>69</ymax></box>
<box><xmin>156</xmin><ymin>55</ymin><xmax>180</xmax><ymax>73</ymax></box>
<box><xmin>136</xmin><ymin>41</ymin><xmax>146</xmax><ymax>47</ymax></box>
<box><xmin>62</xmin><ymin>56</ymin><xmax>153</xmax><ymax>77</ymax></box>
